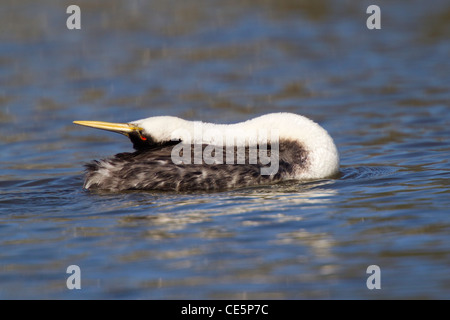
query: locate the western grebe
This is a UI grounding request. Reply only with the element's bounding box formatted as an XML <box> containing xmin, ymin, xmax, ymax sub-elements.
<box><xmin>74</xmin><ymin>113</ymin><xmax>339</xmax><ymax>191</ymax></box>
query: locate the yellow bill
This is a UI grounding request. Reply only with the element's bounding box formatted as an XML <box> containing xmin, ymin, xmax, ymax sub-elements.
<box><xmin>73</xmin><ymin>120</ymin><xmax>142</xmax><ymax>136</ymax></box>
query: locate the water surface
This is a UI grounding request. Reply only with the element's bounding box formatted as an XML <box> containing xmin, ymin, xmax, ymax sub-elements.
<box><xmin>0</xmin><ymin>0</ymin><xmax>449</xmax><ymax>299</ymax></box>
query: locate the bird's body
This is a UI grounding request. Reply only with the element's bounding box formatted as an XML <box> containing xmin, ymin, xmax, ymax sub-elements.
<box><xmin>74</xmin><ymin>113</ymin><xmax>339</xmax><ymax>192</ymax></box>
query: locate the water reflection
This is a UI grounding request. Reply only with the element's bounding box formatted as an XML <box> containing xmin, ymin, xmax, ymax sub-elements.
<box><xmin>117</xmin><ymin>180</ymin><xmax>337</xmax><ymax>233</ymax></box>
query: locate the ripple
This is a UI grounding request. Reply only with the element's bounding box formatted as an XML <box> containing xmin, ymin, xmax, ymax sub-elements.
<box><xmin>339</xmin><ymin>166</ymin><xmax>398</xmax><ymax>181</ymax></box>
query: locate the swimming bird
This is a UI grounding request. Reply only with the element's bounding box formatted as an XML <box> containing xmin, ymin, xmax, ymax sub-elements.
<box><xmin>73</xmin><ymin>113</ymin><xmax>339</xmax><ymax>192</ymax></box>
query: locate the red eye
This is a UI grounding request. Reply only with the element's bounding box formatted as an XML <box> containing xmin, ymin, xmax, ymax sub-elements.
<box><xmin>138</xmin><ymin>131</ymin><xmax>147</xmax><ymax>141</ymax></box>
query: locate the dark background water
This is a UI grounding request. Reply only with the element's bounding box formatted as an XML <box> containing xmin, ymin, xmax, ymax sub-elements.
<box><xmin>0</xmin><ymin>0</ymin><xmax>449</xmax><ymax>299</ymax></box>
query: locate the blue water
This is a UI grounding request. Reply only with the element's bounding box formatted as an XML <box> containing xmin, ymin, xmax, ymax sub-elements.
<box><xmin>0</xmin><ymin>0</ymin><xmax>449</xmax><ymax>299</ymax></box>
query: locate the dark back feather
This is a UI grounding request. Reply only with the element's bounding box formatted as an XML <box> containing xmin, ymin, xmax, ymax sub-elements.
<box><xmin>84</xmin><ymin>140</ymin><xmax>308</xmax><ymax>191</ymax></box>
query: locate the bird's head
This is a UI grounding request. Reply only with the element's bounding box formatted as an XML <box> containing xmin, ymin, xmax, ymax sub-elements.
<box><xmin>73</xmin><ymin>116</ymin><xmax>191</xmax><ymax>150</ymax></box>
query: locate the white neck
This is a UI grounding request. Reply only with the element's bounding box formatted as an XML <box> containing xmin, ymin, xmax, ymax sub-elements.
<box><xmin>133</xmin><ymin>112</ymin><xmax>339</xmax><ymax>179</ymax></box>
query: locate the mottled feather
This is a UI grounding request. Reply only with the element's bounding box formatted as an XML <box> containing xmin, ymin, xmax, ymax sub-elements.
<box><xmin>84</xmin><ymin>140</ymin><xmax>308</xmax><ymax>192</ymax></box>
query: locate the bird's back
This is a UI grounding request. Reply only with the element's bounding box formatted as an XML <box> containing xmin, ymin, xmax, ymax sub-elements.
<box><xmin>84</xmin><ymin>140</ymin><xmax>306</xmax><ymax>192</ymax></box>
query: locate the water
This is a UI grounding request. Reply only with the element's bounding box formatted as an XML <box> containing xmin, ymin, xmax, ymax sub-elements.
<box><xmin>0</xmin><ymin>0</ymin><xmax>449</xmax><ymax>299</ymax></box>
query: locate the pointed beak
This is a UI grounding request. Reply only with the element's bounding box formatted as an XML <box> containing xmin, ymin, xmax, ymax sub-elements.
<box><xmin>73</xmin><ymin>120</ymin><xmax>142</xmax><ymax>136</ymax></box>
